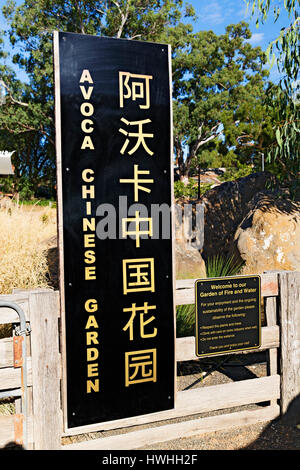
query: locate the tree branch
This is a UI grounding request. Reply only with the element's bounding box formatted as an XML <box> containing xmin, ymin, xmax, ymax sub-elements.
<box><xmin>130</xmin><ymin>33</ymin><xmax>142</xmax><ymax>40</ymax></box>
<box><xmin>0</xmin><ymin>80</ymin><xmax>29</xmax><ymax>107</ymax></box>
<box><xmin>190</xmin><ymin>121</ymin><xmax>222</xmax><ymax>157</ymax></box>
<box><xmin>1</xmin><ymin>121</ymin><xmax>54</xmax><ymax>146</ymax></box>
<box><xmin>112</xmin><ymin>0</ymin><xmax>130</xmax><ymax>38</ymax></box>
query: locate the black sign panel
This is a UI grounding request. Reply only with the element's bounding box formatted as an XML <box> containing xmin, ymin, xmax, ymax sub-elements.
<box><xmin>195</xmin><ymin>276</ymin><xmax>261</xmax><ymax>357</ymax></box>
<box><xmin>54</xmin><ymin>32</ymin><xmax>175</xmax><ymax>428</ymax></box>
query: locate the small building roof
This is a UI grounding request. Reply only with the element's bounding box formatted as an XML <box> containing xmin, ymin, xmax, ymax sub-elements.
<box><xmin>0</xmin><ymin>151</ymin><xmax>15</xmax><ymax>175</ymax></box>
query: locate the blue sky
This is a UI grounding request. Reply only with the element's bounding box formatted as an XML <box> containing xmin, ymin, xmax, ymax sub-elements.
<box><xmin>0</xmin><ymin>0</ymin><xmax>292</xmax><ymax>84</ymax></box>
<box><xmin>189</xmin><ymin>0</ymin><xmax>291</xmax><ymax>83</ymax></box>
<box><xmin>190</xmin><ymin>0</ymin><xmax>289</xmax><ymax>42</ymax></box>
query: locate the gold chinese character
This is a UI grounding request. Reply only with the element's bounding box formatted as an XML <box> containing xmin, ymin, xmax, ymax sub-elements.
<box><xmin>119</xmin><ymin>72</ymin><xmax>152</xmax><ymax>109</ymax></box>
<box><xmin>123</xmin><ymin>302</ymin><xmax>157</xmax><ymax>341</ymax></box>
<box><xmin>122</xmin><ymin>258</ymin><xmax>155</xmax><ymax>294</ymax></box>
<box><xmin>125</xmin><ymin>349</ymin><xmax>157</xmax><ymax>387</ymax></box>
<box><xmin>119</xmin><ymin>118</ymin><xmax>154</xmax><ymax>156</ymax></box>
<box><xmin>122</xmin><ymin>211</ymin><xmax>153</xmax><ymax>248</ymax></box>
<box><xmin>119</xmin><ymin>164</ymin><xmax>154</xmax><ymax>202</ymax></box>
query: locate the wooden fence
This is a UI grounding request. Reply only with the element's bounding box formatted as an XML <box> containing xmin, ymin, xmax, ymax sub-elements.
<box><xmin>0</xmin><ymin>271</ymin><xmax>299</xmax><ymax>450</ymax></box>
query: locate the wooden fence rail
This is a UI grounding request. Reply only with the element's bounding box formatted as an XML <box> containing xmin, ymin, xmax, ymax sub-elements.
<box><xmin>0</xmin><ymin>271</ymin><xmax>299</xmax><ymax>450</ymax></box>
<box><xmin>0</xmin><ymin>290</ymin><xmax>61</xmax><ymax>449</ymax></box>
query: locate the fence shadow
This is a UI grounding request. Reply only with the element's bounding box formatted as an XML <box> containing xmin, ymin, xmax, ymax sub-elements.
<box><xmin>0</xmin><ymin>441</ymin><xmax>25</xmax><ymax>450</ymax></box>
<box><xmin>46</xmin><ymin>245</ymin><xmax>59</xmax><ymax>290</ymax></box>
<box><xmin>240</xmin><ymin>190</ymin><xmax>300</xmax><ymax>220</ymax></box>
<box><xmin>243</xmin><ymin>395</ymin><xmax>300</xmax><ymax>450</ymax></box>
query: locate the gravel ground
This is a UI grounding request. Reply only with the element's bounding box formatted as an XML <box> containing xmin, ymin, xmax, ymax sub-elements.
<box><xmin>139</xmin><ymin>353</ymin><xmax>300</xmax><ymax>450</ymax></box>
<box><xmin>139</xmin><ymin>420</ymin><xmax>300</xmax><ymax>451</ymax></box>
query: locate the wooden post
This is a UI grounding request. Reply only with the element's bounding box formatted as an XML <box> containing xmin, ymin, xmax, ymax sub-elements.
<box><xmin>29</xmin><ymin>291</ymin><xmax>62</xmax><ymax>449</ymax></box>
<box><xmin>265</xmin><ymin>295</ymin><xmax>278</xmax><ymax>406</ymax></box>
<box><xmin>264</xmin><ymin>270</ymin><xmax>278</xmax><ymax>407</ymax></box>
<box><xmin>279</xmin><ymin>271</ymin><xmax>300</xmax><ymax>423</ymax></box>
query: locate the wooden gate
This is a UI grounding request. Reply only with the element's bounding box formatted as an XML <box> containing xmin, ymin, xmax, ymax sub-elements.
<box><xmin>0</xmin><ymin>271</ymin><xmax>299</xmax><ymax>449</ymax></box>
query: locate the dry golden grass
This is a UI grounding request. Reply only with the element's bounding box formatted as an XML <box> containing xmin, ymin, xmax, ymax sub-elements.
<box><xmin>0</xmin><ymin>204</ymin><xmax>57</xmax><ymax>415</ymax></box>
<box><xmin>0</xmin><ymin>204</ymin><xmax>57</xmax><ymax>294</ymax></box>
<box><xmin>0</xmin><ymin>399</ymin><xmax>15</xmax><ymax>416</ymax></box>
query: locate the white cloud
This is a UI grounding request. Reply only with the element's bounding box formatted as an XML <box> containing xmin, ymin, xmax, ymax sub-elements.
<box><xmin>248</xmin><ymin>32</ymin><xmax>264</xmax><ymax>44</ymax></box>
<box><xmin>199</xmin><ymin>1</ymin><xmax>224</xmax><ymax>25</ymax></box>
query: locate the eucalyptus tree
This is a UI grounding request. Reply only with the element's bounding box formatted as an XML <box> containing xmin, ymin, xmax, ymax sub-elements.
<box><xmin>0</xmin><ymin>0</ymin><xmax>195</xmax><ymax>188</ymax></box>
<box><xmin>247</xmin><ymin>0</ymin><xmax>300</xmax><ymax>195</ymax></box>
<box><xmin>172</xmin><ymin>22</ymin><xmax>271</xmax><ymax>178</ymax></box>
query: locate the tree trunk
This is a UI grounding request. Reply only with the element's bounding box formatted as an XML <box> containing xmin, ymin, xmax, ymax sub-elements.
<box><xmin>184</xmin><ymin>153</ymin><xmax>193</xmax><ymax>178</ymax></box>
<box><xmin>197</xmin><ymin>165</ymin><xmax>200</xmax><ymax>199</ymax></box>
<box><xmin>174</xmin><ymin>138</ymin><xmax>185</xmax><ymax>179</ymax></box>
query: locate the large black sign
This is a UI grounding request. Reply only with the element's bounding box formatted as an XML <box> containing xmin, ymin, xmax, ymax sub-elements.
<box><xmin>54</xmin><ymin>32</ymin><xmax>175</xmax><ymax>428</ymax></box>
<box><xmin>195</xmin><ymin>275</ymin><xmax>261</xmax><ymax>357</ymax></box>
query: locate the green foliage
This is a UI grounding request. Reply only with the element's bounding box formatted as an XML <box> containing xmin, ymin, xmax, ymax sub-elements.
<box><xmin>219</xmin><ymin>165</ymin><xmax>254</xmax><ymax>182</ymax></box>
<box><xmin>192</xmin><ymin>147</ymin><xmax>255</xmax><ymax>173</ymax></box>
<box><xmin>173</xmin><ymin>22</ymin><xmax>271</xmax><ymax>177</ymax></box>
<box><xmin>248</xmin><ymin>0</ymin><xmax>299</xmax><ymax>83</ymax></box>
<box><xmin>174</xmin><ymin>179</ymin><xmax>197</xmax><ymax>198</ymax></box>
<box><xmin>0</xmin><ymin>175</ymin><xmax>14</xmax><ymax>193</ymax></box>
<box><xmin>247</xmin><ymin>0</ymin><xmax>300</xmax><ymax>197</ymax></box>
<box><xmin>194</xmin><ymin>149</ymin><xmax>222</xmax><ymax>169</ymax></box>
<box><xmin>0</xmin><ymin>174</ymin><xmax>35</xmax><ymax>199</ymax></box>
<box><xmin>199</xmin><ymin>183</ymin><xmax>213</xmax><ymax>195</ymax></box>
<box><xmin>17</xmin><ymin>176</ymin><xmax>35</xmax><ymax>200</ymax></box>
<box><xmin>0</xmin><ymin>172</ymin><xmax>55</xmax><ymax>202</ymax></box>
<box><xmin>1</xmin><ymin>1</ymin><xmax>294</xmax><ymax>193</ymax></box>
<box><xmin>174</xmin><ymin>179</ymin><xmax>212</xmax><ymax>199</ymax></box>
<box><xmin>0</xmin><ymin>0</ymin><xmax>195</xmax><ymax>191</ymax></box>
<box><xmin>263</xmin><ymin>85</ymin><xmax>300</xmax><ymax>197</ymax></box>
<box><xmin>176</xmin><ymin>304</ymin><xmax>195</xmax><ymax>337</ymax></box>
<box><xmin>205</xmin><ymin>254</ymin><xmax>245</xmax><ymax>278</ymax></box>
<box><xmin>174</xmin><ymin>180</ymin><xmax>185</xmax><ymax>198</ymax></box>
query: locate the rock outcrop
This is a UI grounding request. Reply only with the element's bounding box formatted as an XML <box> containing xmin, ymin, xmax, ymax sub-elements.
<box><xmin>175</xmin><ymin>201</ymin><xmax>206</xmax><ymax>279</ymax></box>
<box><xmin>175</xmin><ymin>241</ymin><xmax>206</xmax><ymax>279</ymax></box>
<box><xmin>234</xmin><ymin>192</ymin><xmax>300</xmax><ymax>274</ymax></box>
<box><xmin>200</xmin><ymin>172</ymin><xmax>276</xmax><ymax>260</ymax></box>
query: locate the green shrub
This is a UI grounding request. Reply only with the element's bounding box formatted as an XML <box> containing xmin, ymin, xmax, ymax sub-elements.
<box><xmin>18</xmin><ymin>177</ymin><xmax>35</xmax><ymax>200</ymax></box>
<box><xmin>199</xmin><ymin>183</ymin><xmax>213</xmax><ymax>194</ymax></box>
<box><xmin>205</xmin><ymin>254</ymin><xmax>245</xmax><ymax>278</ymax></box>
<box><xmin>219</xmin><ymin>166</ymin><xmax>253</xmax><ymax>182</ymax></box>
<box><xmin>174</xmin><ymin>180</ymin><xmax>185</xmax><ymax>198</ymax></box>
<box><xmin>176</xmin><ymin>304</ymin><xmax>195</xmax><ymax>337</ymax></box>
<box><xmin>174</xmin><ymin>179</ymin><xmax>200</xmax><ymax>199</ymax></box>
<box><xmin>0</xmin><ymin>176</ymin><xmax>14</xmax><ymax>194</ymax></box>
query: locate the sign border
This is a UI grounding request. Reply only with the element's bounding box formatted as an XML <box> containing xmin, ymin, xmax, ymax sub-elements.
<box><xmin>195</xmin><ymin>274</ymin><xmax>261</xmax><ymax>358</ymax></box>
<box><xmin>53</xmin><ymin>31</ymin><xmax>176</xmax><ymax>432</ymax></box>
<box><xmin>53</xmin><ymin>30</ymin><xmax>69</xmax><ymax>432</ymax></box>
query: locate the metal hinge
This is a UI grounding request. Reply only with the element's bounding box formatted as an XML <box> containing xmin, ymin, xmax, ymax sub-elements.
<box><xmin>14</xmin><ymin>325</ymin><xmax>31</xmax><ymax>336</ymax></box>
